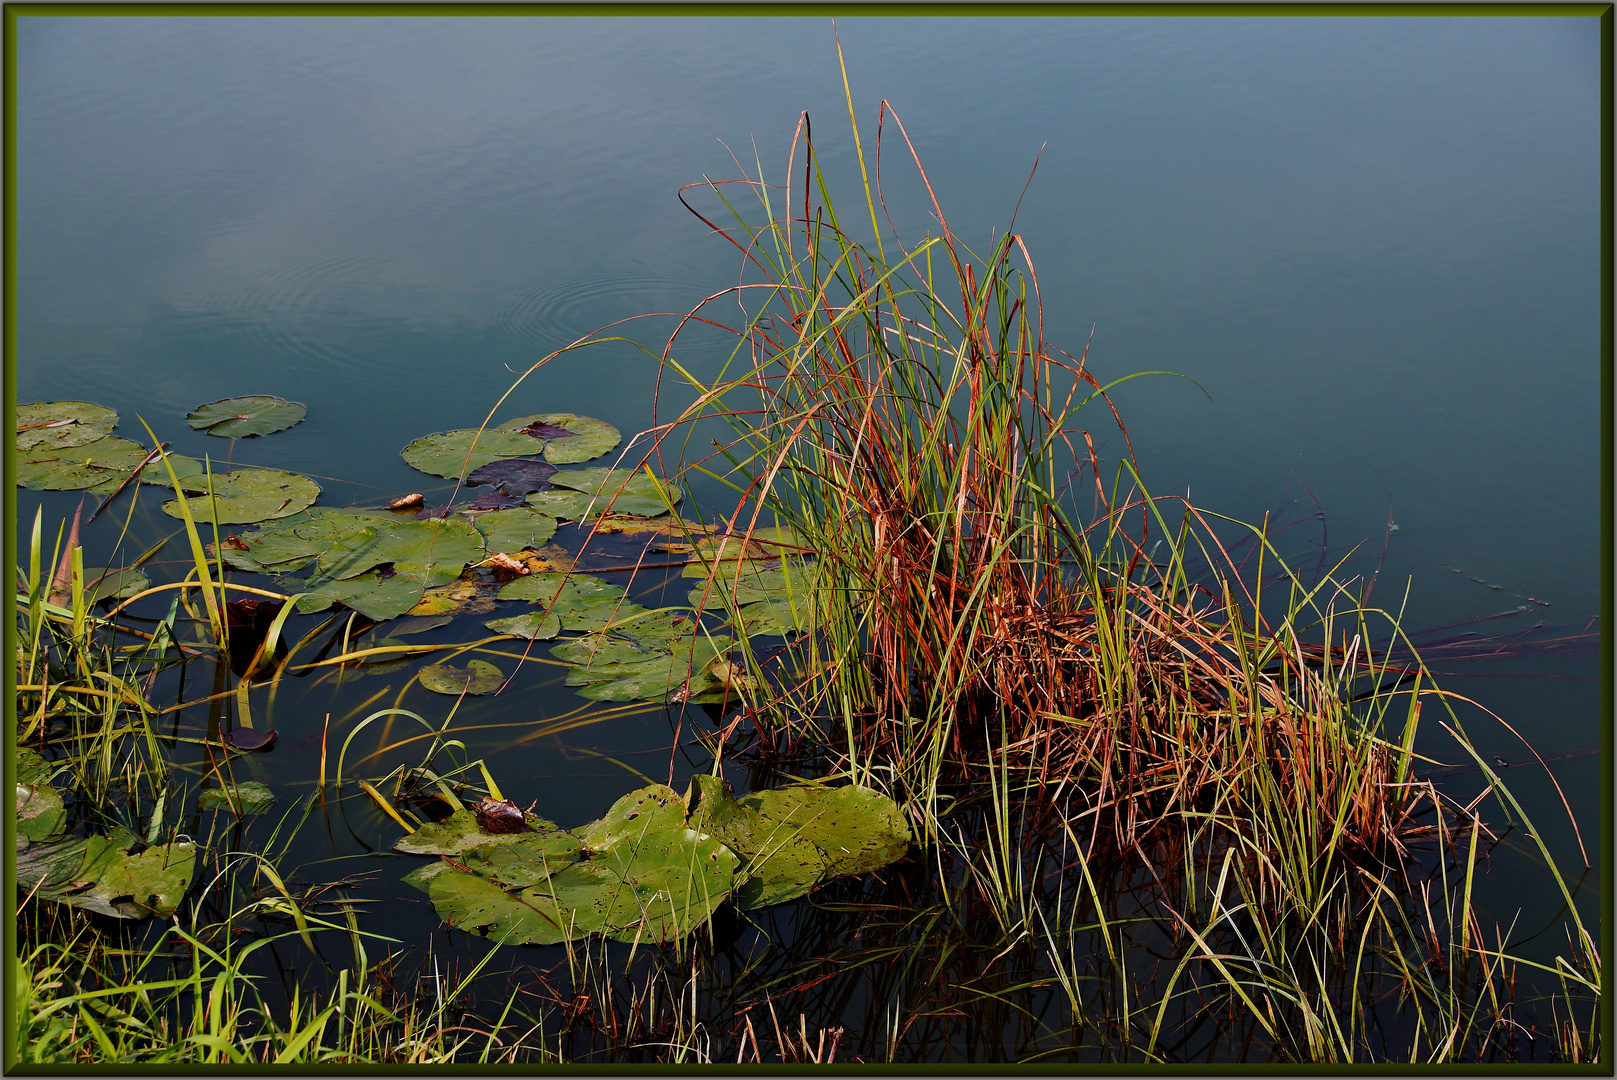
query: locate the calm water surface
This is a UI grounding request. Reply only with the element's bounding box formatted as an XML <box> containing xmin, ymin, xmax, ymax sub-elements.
<box><xmin>13</xmin><ymin>14</ymin><xmax>1603</xmax><ymax>1058</ymax></box>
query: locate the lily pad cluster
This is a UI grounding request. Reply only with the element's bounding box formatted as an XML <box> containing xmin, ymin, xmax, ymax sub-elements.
<box><xmin>15</xmin><ymin>398</ymin><xmax>305</xmax><ymax>497</ymax></box>
<box><xmin>398</xmin><ymin>412</ymin><xmax>622</xmax><ymax>483</ymax></box>
<box><xmin>14</xmin><ymin>748</ymin><xmax>197</xmax><ymax>919</ymax></box>
<box><xmin>398</xmin><ymin>779</ymin><xmax>910</xmax><ymax>946</ymax></box>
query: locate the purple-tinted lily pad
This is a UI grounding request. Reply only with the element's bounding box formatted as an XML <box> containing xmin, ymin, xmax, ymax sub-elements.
<box><xmin>467</xmin><ymin>490</ymin><xmax>527</xmax><ymax>510</ymax></box>
<box><xmin>221</xmin><ymin>728</ymin><xmax>278</xmax><ymax>752</ymax></box>
<box><xmin>521</xmin><ymin>421</ymin><xmax>577</xmax><ymax>440</ymax></box>
<box><xmin>466</xmin><ymin>457</ymin><xmax>558</xmax><ymax>495</ymax></box>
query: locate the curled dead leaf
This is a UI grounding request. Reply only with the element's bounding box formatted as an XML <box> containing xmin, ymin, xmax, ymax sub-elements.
<box><xmin>488</xmin><ymin>552</ymin><xmax>529</xmax><ymax>579</ymax></box>
<box><xmin>385</xmin><ymin>493</ymin><xmax>425</xmax><ymax>511</ymax></box>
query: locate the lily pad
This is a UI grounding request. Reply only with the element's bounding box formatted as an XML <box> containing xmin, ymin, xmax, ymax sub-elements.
<box><xmin>215</xmin><ymin>528</ymin><xmax>324</xmax><ymax>574</ymax></box>
<box><xmin>687</xmin><ymin>776</ymin><xmax>910</xmax><ymax>909</ymax></box>
<box><xmin>16</xmin><ymin>436</ymin><xmax>153</xmax><ymax>493</ymax></box>
<box><xmin>466</xmin><ymin>457</ymin><xmax>558</xmax><ymax>495</ymax></box>
<box><xmin>16</xmin><ymin>835</ymin><xmax>88</xmax><ymax>902</ymax></box>
<box><xmin>496</xmin><ymin>572</ymin><xmax>644</xmax><ymax>632</ymax></box>
<box><xmin>681</xmin><ymin>528</ymin><xmax>809</xmax><ymax>577</ymax></box>
<box><xmin>296</xmin><ymin>570</ymin><xmax>426</xmax><ymax>622</ymax></box>
<box><xmin>16</xmin><ymin>748</ymin><xmax>55</xmax><ymax>786</ymax></box>
<box><xmin>419</xmin><ymin>659</ymin><xmax>504</xmax><ymax>695</ymax></box>
<box><xmin>548</xmin><ymin>467</ymin><xmax>681</xmax><ymax>518</ymax></box>
<box><xmin>575</xmin><ymin>784</ymin><xmax>688</xmax><ymax>853</ymax></box>
<box><xmin>401</xmin><ymin>428</ymin><xmax>548</xmax><ymax>481</ymax></box>
<box><xmin>503</xmin><ymin>413</ymin><xmax>621</xmax><ymax>465</ymax></box>
<box><xmin>16</xmin><ymin>401</ymin><xmax>118</xmax><ymax>451</ymax></box>
<box><xmin>186</xmin><ymin>396</ymin><xmax>307</xmax><ymax>438</ymax></box>
<box><xmin>394</xmin><ymin>807</ymin><xmax>559</xmax><ymax>856</ymax></box>
<box><xmin>162</xmin><ymin>469</ymin><xmax>320</xmax><ymax>525</ymax></box>
<box><xmin>407</xmin><ymin>575</ymin><xmax>498</xmax><ymax>617</ymax></box>
<box><xmin>16</xmin><ymin>782</ymin><xmax>66</xmax><ymax>842</ymax></box>
<box><xmin>426</xmin><ymin>867</ymin><xmax>575</xmax><ymax>945</ymax></box>
<box><xmin>425</xmin><ymin>787</ymin><xmax>737</xmax><ymax>946</ymax></box>
<box><xmin>473</xmin><ymin>507</ymin><xmax>558</xmax><ymax>553</ymax></box>
<box><xmin>82</xmin><ymin>566</ymin><xmax>151</xmax><ymax>605</ymax></box>
<box><xmin>458</xmin><ymin>832</ymin><xmax>585</xmax><ymax>888</ymax></box>
<box><xmin>198</xmin><ymin>781</ymin><xmax>276</xmax><ymax>815</ymax></box>
<box><xmin>72</xmin><ymin>836</ymin><xmax>197</xmax><ymax>919</ymax></box>
<box><xmin>315</xmin><ymin>515</ymin><xmax>484</xmax><ymax>587</ymax></box>
<box><xmin>484</xmin><ymin>611</ymin><xmax>561</xmax><ymax>640</ymax></box>
<box><xmin>562</xmin><ymin>636</ymin><xmax>734</xmax><ymax>704</ymax></box>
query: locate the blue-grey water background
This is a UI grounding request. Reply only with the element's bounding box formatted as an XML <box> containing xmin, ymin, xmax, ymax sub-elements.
<box><xmin>13</xmin><ymin>13</ymin><xmax>1603</xmax><ymax>1038</ymax></box>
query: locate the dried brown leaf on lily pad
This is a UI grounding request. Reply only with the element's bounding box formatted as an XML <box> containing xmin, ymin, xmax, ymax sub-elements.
<box><xmin>384</xmin><ymin>493</ymin><xmax>425</xmax><ymax>511</ymax></box>
<box><xmin>487</xmin><ymin>552</ymin><xmax>529</xmax><ymax>578</ymax></box>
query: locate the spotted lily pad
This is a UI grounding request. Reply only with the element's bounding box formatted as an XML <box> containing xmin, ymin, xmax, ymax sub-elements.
<box><xmin>548</xmin><ymin>467</ymin><xmax>681</xmax><ymax>518</ymax></box>
<box><xmin>687</xmin><ymin>776</ymin><xmax>910</xmax><ymax>909</ymax></box>
<box><xmin>458</xmin><ymin>832</ymin><xmax>585</xmax><ymax>888</ymax></box>
<box><xmin>71</xmin><ymin>836</ymin><xmax>198</xmax><ymax>919</ymax></box>
<box><xmin>473</xmin><ymin>507</ymin><xmax>558</xmax><ymax>553</ymax></box>
<box><xmin>419</xmin><ymin>659</ymin><xmax>504</xmax><ymax>695</ymax></box>
<box><xmin>162</xmin><ymin>469</ymin><xmax>320</xmax><ymax>525</ymax></box>
<box><xmin>16</xmin><ymin>748</ymin><xmax>55</xmax><ymax>787</ymax></box>
<box><xmin>496</xmin><ymin>572</ymin><xmax>644</xmax><ymax>632</ymax></box>
<box><xmin>503</xmin><ymin>413</ymin><xmax>621</xmax><ymax>465</ymax></box>
<box><xmin>186</xmin><ymin>396</ymin><xmax>307</xmax><ymax>438</ymax></box>
<box><xmin>401</xmin><ymin>428</ymin><xmax>548</xmax><ymax>481</ymax></box>
<box><xmin>466</xmin><ymin>457</ymin><xmax>558</xmax><ymax>495</ymax></box>
<box><xmin>420</xmin><ymin>785</ymin><xmax>737</xmax><ymax>946</ymax></box>
<box><xmin>16</xmin><ymin>436</ymin><xmax>154</xmax><ymax>493</ymax></box>
<box><xmin>198</xmin><ymin>781</ymin><xmax>276</xmax><ymax>815</ymax></box>
<box><xmin>16</xmin><ymin>782</ymin><xmax>66</xmax><ymax>842</ymax></box>
<box><xmin>16</xmin><ymin>401</ymin><xmax>118</xmax><ymax>451</ymax></box>
<box><xmin>484</xmin><ymin>611</ymin><xmax>561</xmax><ymax>640</ymax></box>
<box><xmin>16</xmin><ymin>835</ymin><xmax>88</xmax><ymax>902</ymax></box>
<box><xmin>394</xmin><ymin>807</ymin><xmax>559</xmax><ymax>856</ymax></box>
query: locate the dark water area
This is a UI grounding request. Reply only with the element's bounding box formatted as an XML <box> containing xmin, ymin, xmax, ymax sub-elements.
<box><xmin>13</xmin><ymin>14</ymin><xmax>1603</xmax><ymax>1061</ymax></box>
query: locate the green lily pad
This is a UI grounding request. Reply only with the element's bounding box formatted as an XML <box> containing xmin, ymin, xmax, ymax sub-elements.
<box><xmin>419</xmin><ymin>659</ymin><xmax>504</xmax><ymax>696</ymax></box>
<box><xmin>16</xmin><ymin>748</ymin><xmax>55</xmax><ymax>786</ymax></box>
<box><xmin>186</xmin><ymin>396</ymin><xmax>307</xmax><ymax>438</ymax></box>
<box><xmin>681</xmin><ymin>528</ymin><xmax>809</xmax><ymax>577</ymax></box>
<box><xmin>296</xmin><ymin>570</ymin><xmax>426</xmax><ymax>622</ymax></box>
<box><xmin>16</xmin><ymin>783</ymin><xmax>66</xmax><ymax>842</ymax></box>
<box><xmin>562</xmin><ymin>636</ymin><xmax>733</xmax><ymax>704</ymax></box>
<box><xmin>16</xmin><ymin>436</ymin><xmax>153</xmax><ymax>493</ymax></box>
<box><xmin>503</xmin><ymin>413</ymin><xmax>621</xmax><ymax>465</ymax></box>
<box><xmin>82</xmin><ymin>567</ymin><xmax>151</xmax><ymax>605</ymax></box>
<box><xmin>459</xmin><ymin>832</ymin><xmax>585</xmax><ymax>888</ymax></box>
<box><xmin>484</xmin><ymin>611</ymin><xmax>561</xmax><ymax>640</ymax></box>
<box><xmin>162</xmin><ymin>469</ymin><xmax>320</xmax><ymax>525</ymax></box>
<box><xmin>548</xmin><ymin>467</ymin><xmax>681</xmax><ymax>518</ymax></box>
<box><xmin>473</xmin><ymin>507</ymin><xmax>558</xmax><ymax>553</ymax></box>
<box><xmin>427</xmin><ymin>866</ymin><xmax>575</xmax><ymax>945</ymax></box>
<box><xmin>401</xmin><ymin>428</ymin><xmax>548</xmax><ymax>481</ymax></box>
<box><xmin>575</xmin><ymin>784</ymin><xmax>688</xmax><ymax>853</ymax></box>
<box><xmin>16</xmin><ymin>401</ymin><xmax>118</xmax><ymax>451</ymax></box>
<box><xmin>16</xmin><ymin>836</ymin><xmax>89</xmax><ymax>902</ymax></box>
<box><xmin>198</xmin><ymin>781</ymin><xmax>277</xmax><ymax>816</ymax></box>
<box><xmin>215</xmin><ymin>527</ymin><xmax>325</xmax><ymax>574</ymax></box>
<box><xmin>496</xmin><ymin>573</ymin><xmax>644</xmax><ymax>632</ymax></box>
<box><xmin>71</xmin><ymin>836</ymin><xmax>197</xmax><ymax>919</ymax></box>
<box><xmin>139</xmin><ymin>450</ymin><xmax>208</xmax><ymax>489</ymax></box>
<box><xmin>394</xmin><ymin>807</ymin><xmax>559</xmax><ymax>856</ymax></box>
<box><xmin>730</xmin><ymin>597</ymin><xmax>815</xmax><ymax>637</ymax></box>
<box><xmin>687</xmin><ymin>776</ymin><xmax>910</xmax><ymax>909</ymax></box>
<box><xmin>315</xmin><ymin>515</ymin><xmax>484</xmax><ymax>587</ymax></box>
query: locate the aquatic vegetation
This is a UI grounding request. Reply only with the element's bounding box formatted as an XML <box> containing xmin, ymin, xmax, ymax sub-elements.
<box><xmin>396</xmin><ymin>778</ymin><xmax>909</xmax><ymax>946</ymax></box>
<box><xmin>160</xmin><ymin>467</ymin><xmax>320</xmax><ymax>524</ymax></box>
<box><xmin>185</xmin><ymin>395</ymin><xmax>306</xmax><ymax>438</ymax></box>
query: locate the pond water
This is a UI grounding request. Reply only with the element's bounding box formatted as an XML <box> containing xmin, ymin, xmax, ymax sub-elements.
<box><xmin>13</xmin><ymin>14</ymin><xmax>1602</xmax><ymax>1062</ymax></box>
